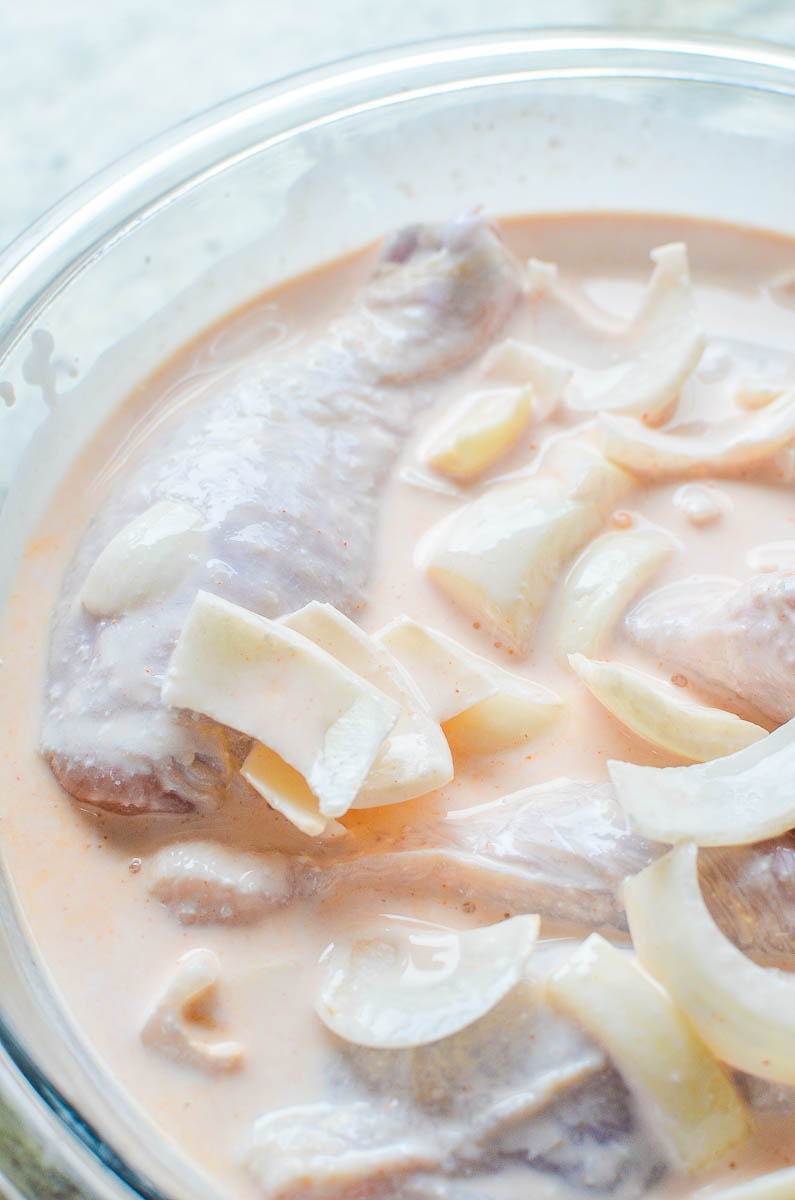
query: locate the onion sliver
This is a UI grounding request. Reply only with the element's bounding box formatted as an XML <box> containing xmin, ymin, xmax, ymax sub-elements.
<box><xmin>557</xmin><ymin>527</ymin><xmax>675</xmax><ymax>662</ymax></box>
<box><xmin>625</xmin><ymin>843</ymin><xmax>795</xmax><ymax>1085</ymax></box>
<box><xmin>315</xmin><ymin>913</ymin><xmax>539</xmax><ymax>1049</ymax></box>
<box><xmin>599</xmin><ymin>388</ymin><xmax>795</xmax><ymax>479</ymax></box>
<box><xmin>694</xmin><ymin>1165</ymin><xmax>795</xmax><ymax>1199</ymax></box>
<box><xmin>547</xmin><ymin>933</ymin><xmax>749</xmax><ymax>1171</ymax></box>
<box><xmin>609</xmin><ymin>718</ymin><xmax>795</xmax><ymax>846</ymax></box>
<box><xmin>571</xmin><ymin>654</ymin><xmax>766</xmax><ymax>763</ymax></box>
<box><xmin>567</xmin><ymin>243</ymin><xmax>705</xmax><ymax>425</ymax></box>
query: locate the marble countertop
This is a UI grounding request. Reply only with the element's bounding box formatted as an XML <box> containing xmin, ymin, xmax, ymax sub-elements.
<box><xmin>3</xmin><ymin>0</ymin><xmax>795</xmax><ymax>253</ymax></box>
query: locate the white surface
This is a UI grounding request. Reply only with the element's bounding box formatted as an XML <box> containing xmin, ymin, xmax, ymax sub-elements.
<box><xmin>3</xmin><ymin>0</ymin><xmax>795</xmax><ymax>253</ymax></box>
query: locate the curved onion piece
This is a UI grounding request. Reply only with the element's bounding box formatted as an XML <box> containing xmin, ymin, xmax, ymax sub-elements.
<box><xmin>558</xmin><ymin>527</ymin><xmax>675</xmax><ymax>661</ymax></box>
<box><xmin>571</xmin><ymin>243</ymin><xmax>705</xmax><ymax>425</ymax></box>
<box><xmin>81</xmin><ymin>500</ymin><xmax>208</xmax><ymax>617</ymax></box>
<box><xmin>241</xmin><ymin>744</ymin><xmax>346</xmax><ymax>838</ymax></box>
<box><xmin>695</xmin><ymin>1165</ymin><xmax>795</xmax><ymax>1199</ymax></box>
<box><xmin>422</xmin><ymin>442</ymin><xmax>631</xmax><ymax>652</ymax></box>
<box><xmin>378</xmin><ymin>616</ymin><xmax>562</xmax><ymax>753</ymax></box>
<box><xmin>163</xmin><ymin>592</ymin><xmax>400</xmax><ymax>819</ymax></box>
<box><xmin>315</xmin><ymin>914</ymin><xmax>539</xmax><ymax>1049</ymax></box>
<box><xmin>421</xmin><ymin>386</ymin><xmax>533</xmax><ymax>481</ymax></box>
<box><xmin>608</xmin><ymin>718</ymin><xmax>795</xmax><ymax>846</ymax></box>
<box><xmin>625</xmin><ymin>843</ymin><xmax>795</xmax><ymax>1085</ymax></box>
<box><xmin>282</xmin><ymin>602</ymin><xmax>453</xmax><ymax>809</ymax></box>
<box><xmin>547</xmin><ymin>934</ymin><xmax>749</xmax><ymax>1170</ymax></box>
<box><xmin>599</xmin><ymin>388</ymin><xmax>795</xmax><ymax>479</ymax></box>
<box><xmin>478</xmin><ymin>337</ymin><xmax>572</xmax><ymax>421</ymax></box>
<box><xmin>570</xmin><ymin>654</ymin><xmax>766</xmax><ymax>762</ymax></box>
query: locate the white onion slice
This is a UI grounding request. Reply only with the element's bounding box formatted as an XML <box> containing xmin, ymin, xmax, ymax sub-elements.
<box><xmin>315</xmin><ymin>914</ymin><xmax>539</xmax><ymax>1049</ymax></box>
<box><xmin>625</xmin><ymin>842</ymin><xmax>795</xmax><ymax>1085</ymax></box>
<box><xmin>547</xmin><ymin>933</ymin><xmax>749</xmax><ymax>1170</ymax></box>
<box><xmin>478</xmin><ymin>337</ymin><xmax>572</xmax><ymax>420</ymax></box>
<box><xmin>608</xmin><ymin>718</ymin><xmax>795</xmax><ymax>846</ymax></box>
<box><xmin>241</xmin><ymin>744</ymin><xmax>345</xmax><ymax>838</ymax></box>
<box><xmin>164</xmin><ymin>592</ymin><xmax>401</xmax><ymax>818</ymax></box>
<box><xmin>558</xmin><ymin>527</ymin><xmax>675</xmax><ymax>660</ymax></box>
<box><xmin>599</xmin><ymin>388</ymin><xmax>795</xmax><ymax>479</ymax></box>
<box><xmin>570</xmin><ymin>243</ymin><xmax>705</xmax><ymax>425</ymax></box>
<box><xmin>378</xmin><ymin>615</ymin><xmax>562</xmax><ymax>753</ymax></box>
<box><xmin>420</xmin><ymin>386</ymin><xmax>533</xmax><ymax>481</ymax></box>
<box><xmin>421</xmin><ymin>441</ymin><xmax>631</xmax><ymax>652</ymax></box>
<box><xmin>81</xmin><ymin>500</ymin><xmax>207</xmax><ymax>616</ymax></box>
<box><xmin>694</xmin><ymin>1165</ymin><xmax>795</xmax><ymax>1199</ymax></box>
<box><xmin>281</xmin><ymin>602</ymin><xmax>453</xmax><ymax>809</ymax></box>
<box><xmin>571</xmin><ymin>654</ymin><xmax>766</xmax><ymax>762</ymax></box>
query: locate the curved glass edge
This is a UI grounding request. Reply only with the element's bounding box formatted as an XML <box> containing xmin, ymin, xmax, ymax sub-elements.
<box><xmin>0</xmin><ymin>1027</ymin><xmax>160</xmax><ymax>1200</ymax></box>
<box><xmin>2</xmin><ymin>28</ymin><xmax>795</xmax><ymax>359</ymax></box>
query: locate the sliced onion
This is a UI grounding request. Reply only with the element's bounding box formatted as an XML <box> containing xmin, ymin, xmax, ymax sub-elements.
<box><xmin>281</xmin><ymin>602</ymin><xmax>453</xmax><ymax>809</ymax></box>
<box><xmin>315</xmin><ymin>914</ymin><xmax>539</xmax><ymax>1049</ymax></box>
<box><xmin>558</xmin><ymin>527</ymin><xmax>675</xmax><ymax>661</ymax></box>
<box><xmin>599</xmin><ymin>388</ymin><xmax>795</xmax><ymax>479</ymax></box>
<box><xmin>625</xmin><ymin>842</ymin><xmax>795</xmax><ymax>1085</ymax></box>
<box><xmin>571</xmin><ymin>654</ymin><xmax>766</xmax><ymax>763</ymax></box>
<box><xmin>609</xmin><ymin>718</ymin><xmax>795</xmax><ymax>846</ymax></box>
<box><xmin>694</xmin><ymin>1165</ymin><xmax>795</xmax><ymax>1199</ymax></box>
<box><xmin>569</xmin><ymin>242</ymin><xmax>705</xmax><ymax>425</ymax></box>
<box><xmin>420</xmin><ymin>385</ymin><xmax>533</xmax><ymax>481</ymax></box>
<box><xmin>547</xmin><ymin>933</ymin><xmax>749</xmax><ymax>1170</ymax></box>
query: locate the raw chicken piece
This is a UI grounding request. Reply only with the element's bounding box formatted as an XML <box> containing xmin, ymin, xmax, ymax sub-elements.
<box><xmin>334</xmin><ymin>979</ymin><xmax>603</xmax><ymax>1128</ymax></box>
<box><xmin>308</xmin><ymin>780</ymin><xmax>795</xmax><ymax>962</ymax></box>
<box><xmin>700</xmin><ymin>837</ymin><xmax>795</xmax><ymax>968</ymax></box>
<box><xmin>627</xmin><ymin>571</ymin><xmax>795</xmax><ymax>724</ymax></box>
<box><xmin>331</xmin><ymin>979</ymin><xmax>666</xmax><ymax>1199</ymax></box>
<box><xmin>147</xmin><ymin>841</ymin><xmax>293</xmax><ymax>924</ymax></box>
<box><xmin>499</xmin><ymin>1068</ymin><xmax>667</xmax><ymax>1199</ymax></box>
<box><xmin>310</xmin><ymin>780</ymin><xmax>661</xmax><ymax>936</ymax></box>
<box><xmin>42</xmin><ymin>215</ymin><xmax>523</xmax><ymax>815</ymax></box>
<box><xmin>241</xmin><ymin>1100</ymin><xmax>447</xmax><ymax>1200</ymax></box>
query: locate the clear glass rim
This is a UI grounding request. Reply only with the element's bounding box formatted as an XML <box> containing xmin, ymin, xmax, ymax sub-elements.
<box><xmin>3</xmin><ymin>26</ymin><xmax>795</xmax><ymax>362</ymax></box>
<box><xmin>2</xmin><ymin>24</ymin><xmax>795</xmax><ymax>1198</ymax></box>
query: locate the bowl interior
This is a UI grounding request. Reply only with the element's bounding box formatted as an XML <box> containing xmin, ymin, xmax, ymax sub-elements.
<box><xmin>0</xmin><ymin>29</ymin><xmax>795</xmax><ymax>1199</ymax></box>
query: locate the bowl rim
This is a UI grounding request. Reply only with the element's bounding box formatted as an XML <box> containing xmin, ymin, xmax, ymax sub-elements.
<box><xmin>2</xmin><ymin>24</ymin><xmax>795</xmax><ymax>1198</ymax></box>
<box><xmin>3</xmin><ymin>25</ymin><xmax>795</xmax><ymax>360</ymax></box>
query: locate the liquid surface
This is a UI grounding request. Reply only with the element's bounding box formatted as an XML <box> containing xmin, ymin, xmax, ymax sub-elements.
<box><xmin>1</xmin><ymin>214</ymin><xmax>795</xmax><ymax>1198</ymax></box>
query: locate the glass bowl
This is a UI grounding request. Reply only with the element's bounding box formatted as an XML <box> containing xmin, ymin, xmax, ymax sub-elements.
<box><xmin>1</xmin><ymin>28</ymin><xmax>795</xmax><ymax>1200</ymax></box>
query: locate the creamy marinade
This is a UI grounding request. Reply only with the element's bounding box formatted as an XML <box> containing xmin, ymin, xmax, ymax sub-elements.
<box><xmin>1</xmin><ymin>213</ymin><xmax>795</xmax><ymax>1199</ymax></box>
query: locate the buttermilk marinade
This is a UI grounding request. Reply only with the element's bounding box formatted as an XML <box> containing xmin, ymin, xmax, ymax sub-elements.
<box><xmin>2</xmin><ymin>213</ymin><xmax>795</xmax><ymax>1199</ymax></box>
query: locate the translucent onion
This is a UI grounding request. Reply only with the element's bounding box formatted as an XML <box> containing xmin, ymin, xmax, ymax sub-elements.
<box><xmin>570</xmin><ymin>654</ymin><xmax>766</xmax><ymax>763</ymax></box>
<box><xmin>609</xmin><ymin>718</ymin><xmax>795</xmax><ymax>846</ymax></box>
<box><xmin>599</xmin><ymin>389</ymin><xmax>795</xmax><ymax>479</ymax></box>
<box><xmin>558</xmin><ymin>526</ymin><xmax>675</xmax><ymax>661</ymax></box>
<box><xmin>625</xmin><ymin>842</ymin><xmax>795</xmax><ymax>1085</ymax></box>
<box><xmin>315</xmin><ymin>914</ymin><xmax>539</xmax><ymax>1049</ymax></box>
<box><xmin>693</xmin><ymin>1165</ymin><xmax>795</xmax><ymax>1199</ymax></box>
<box><xmin>547</xmin><ymin>933</ymin><xmax>750</xmax><ymax>1170</ymax></box>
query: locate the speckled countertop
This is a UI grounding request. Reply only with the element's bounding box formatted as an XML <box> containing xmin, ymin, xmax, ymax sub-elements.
<box><xmin>3</xmin><ymin>0</ymin><xmax>795</xmax><ymax>253</ymax></box>
<box><xmin>1</xmin><ymin>1</ymin><xmax>795</xmax><ymax>1198</ymax></box>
